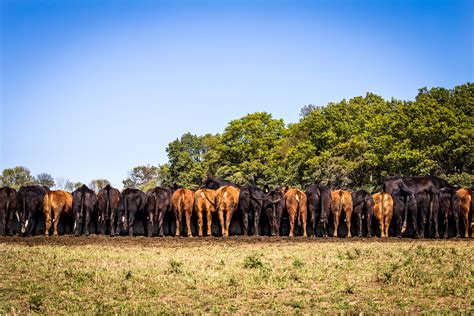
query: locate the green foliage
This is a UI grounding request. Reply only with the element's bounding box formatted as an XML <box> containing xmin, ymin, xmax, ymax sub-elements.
<box><xmin>35</xmin><ymin>173</ymin><xmax>55</xmax><ymax>188</ymax></box>
<box><xmin>0</xmin><ymin>166</ymin><xmax>35</xmax><ymax>189</ymax></box>
<box><xmin>156</xmin><ymin>83</ymin><xmax>472</xmax><ymax>190</ymax></box>
<box><xmin>89</xmin><ymin>179</ymin><xmax>111</xmax><ymax>192</ymax></box>
<box><xmin>122</xmin><ymin>165</ymin><xmax>160</xmax><ymax>190</ymax></box>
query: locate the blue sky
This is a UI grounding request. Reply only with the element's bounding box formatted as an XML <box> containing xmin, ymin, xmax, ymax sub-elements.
<box><xmin>1</xmin><ymin>0</ymin><xmax>472</xmax><ymax>188</ymax></box>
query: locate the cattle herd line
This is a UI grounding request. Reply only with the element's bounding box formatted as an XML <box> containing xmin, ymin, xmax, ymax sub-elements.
<box><xmin>0</xmin><ymin>175</ymin><xmax>472</xmax><ymax>239</ymax></box>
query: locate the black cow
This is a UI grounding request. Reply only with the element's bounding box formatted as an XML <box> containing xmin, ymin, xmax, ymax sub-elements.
<box><xmin>383</xmin><ymin>175</ymin><xmax>450</xmax><ymax>236</ymax></box>
<box><xmin>120</xmin><ymin>188</ymin><xmax>147</xmax><ymax>236</ymax></box>
<box><xmin>306</xmin><ymin>183</ymin><xmax>332</xmax><ymax>237</ymax></box>
<box><xmin>145</xmin><ymin>187</ymin><xmax>172</xmax><ymax>237</ymax></box>
<box><xmin>97</xmin><ymin>184</ymin><xmax>121</xmax><ymax>236</ymax></box>
<box><xmin>239</xmin><ymin>185</ymin><xmax>266</xmax><ymax>236</ymax></box>
<box><xmin>415</xmin><ymin>191</ymin><xmax>430</xmax><ymax>238</ymax></box>
<box><xmin>439</xmin><ymin>187</ymin><xmax>461</xmax><ymax>238</ymax></box>
<box><xmin>17</xmin><ymin>185</ymin><xmax>49</xmax><ymax>236</ymax></box>
<box><xmin>263</xmin><ymin>189</ymin><xmax>285</xmax><ymax>236</ymax></box>
<box><xmin>392</xmin><ymin>189</ymin><xmax>418</xmax><ymax>237</ymax></box>
<box><xmin>351</xmin><ymin>190</ymin><xmax>374</xmax><ymax>237</ymax></box>
<box><xmin>72</xmin><ymin>185</ymin><xmax>97</xmax><ymax>236</ymax></box>
<box><xmin>0</xmin><ymin>187</ymin><xmax>17</xmax><ymax>235</ymax></box>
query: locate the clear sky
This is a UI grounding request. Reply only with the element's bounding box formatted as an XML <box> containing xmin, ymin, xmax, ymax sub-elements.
<box><xmin>1</xmin><ymin>0</ymin><xmax>472</xmax><ymax>188</ymax></box>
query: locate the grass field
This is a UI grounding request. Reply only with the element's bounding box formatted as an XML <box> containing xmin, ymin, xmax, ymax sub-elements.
<box><xmin>0</xmin><ymin>236</ymin><xmax>472</xmax><ymax>314</ymax></box>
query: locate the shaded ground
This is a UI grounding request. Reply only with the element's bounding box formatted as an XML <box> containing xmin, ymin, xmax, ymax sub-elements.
<box><xmin>0</xmin><ymin>236</ymin><xmax>472</xmax><ymax>314</ymax></box>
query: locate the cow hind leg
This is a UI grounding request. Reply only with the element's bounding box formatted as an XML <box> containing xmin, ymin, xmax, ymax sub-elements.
<box><xmin>462</xmin><ymin>211</ymin><xmax>469</xmax><ymax>238</ymax></box>
<box><xmin>53</xmin><ymin>208</ymin><xmax>61</xmax><ymax>236</ymax></box>
<box><xmin>217</xmin><ymin>209</ymin><xmax>225</xmax><ymax>237</ymax></box>
<box><xmin>344</xmin><ymin>207</ymin><xmax>352</xmax><ymax>238</ymax></box>
<box><xmin>196</xmin><ymin>207</ymin><xmax>203</xmax><ymax>237</ymax></box>
<box><xmin>185</xmin><ymin>207</ymin><xmax>193</xmax><ymax>238</ymax></box>
<box><xmin>254</xmin><ymin>207</ymin><xmax>261</xmax><ymax>236</ymax></box>
<box><xmin>288</xmin><ymin>208</ymin><xmax>295</xmax><ymax>237</ymax></box>
<box><xmin>84</xmin><ymin>210</ymin><xmax>91</xmax><ymax>236</ymax></box>
<box><xmin>174</xmin><ymin>209</ymin><xmax>181</xmax><ymax>237</ymax></box>
<box><xmin>333</xmin><ymin>210</ymin><xmax>340</xmax><ymax>238</ymax></box>
<box><xmin>224</xmin><ymin>208</ymin><xmax>234</xmax><ymax>238</ymax></box>
<box><xmin>44</xmin><ymin>211</ymin><xmax>52</xmax><ymax>236</ymax></box>
<box><xmin>206</xmin><ymin>210</ymin><xmax>212</xmax><ymax>237</ymax></box>
<box><xmin>147</xmin><ymin>212</ymin><xmax>154</xmax><ymax>237</ymax></box>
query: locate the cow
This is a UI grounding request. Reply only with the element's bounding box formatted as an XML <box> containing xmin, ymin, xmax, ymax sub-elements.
<box><xmin>456</xmin><ymin>188</ymin><xmax>472</xmax><ymax>238</ymax></box>
<box><xmin>439</xmin><ymin>187</ymin><xmax>461</xmax><ymax>238</ymax></box>
<box><xmin>194</xmin><ymin>188</ymin><xmax>217</xmax><ymax>236</ymax></box>
<box><xmin>383</xmin><ymin>175</ymin><xmax>450</xmax><ymax>235</ymax></box>
<box><xmin>97</xmin><ymin>184</ymin><xmax>121</xmax><ymax>236</ymax></box>
<box><xmin>263</xmin><ymin>188</ymin><xmax>284</xmax><ymax>236</ymax></box>
<box><xmin>283</xmin><ymin>188</ymin><xmax>308</xmax><ymax>237</ymax></box>
<box><xmin>306</xmin><ymin>183</ymin><xmax>332</xmax><ymax>237</ymax></box>
<box><xmin>171</xmin><ymin>188</ymin><xmax>194</xmax><ymax>237</ymax></box>
<box><xmin>146</xmin><ymin>187</ymin><xmax>172</xmax><ymax>237</ymax></box>
<box><xmin>215</xmin><ymin>186</ymin><xmax>240</xmax><ymax>237</ymax></box>
<box><xmin>416</xmin><ymin>191</ymin><xmax>430</xmax><ymax>238</ymax></box>
<box><xmin>0</xmin><ymin>187</ymin><xmax>17</xmax><ymax>235</ymax></box>
<box><xmin>372</xmin><ymin>192</ymin><xmax>394</xmax><ymax>238</ymax></box>
<box><xmin>392</xmin><ymin>190</ymin><xmax>418</xmax><ymax>238</ymax></box>
<box><xmin>17</xmin><ymin>185</ymin><xmax>49</xmax><ymax>236</ymax></box>
<box><xmin>330</xmin><ymin>190</ymin><xmax>353</xmax><ymax>238</ymax></box>
<box><xmin>120</xmin><ymin>188</ymin><xmax>147</xmax><ymax>236</ymax></box>
<box><xmin>239</xmin><ymin>185</ymin><xmax>266</xmax><ymax>236</ymax></box>
<box><xmin>72</xmin><ymin>185</ymin><xmax>97</xmax><ymax>236</ymax></box>
<box><xmin>43</xmin><ymin>190</ymin><xmax>73</xmax><ymax>236</ymax></box>
<box><xmin>351</xmin><ymin>190</ymin><xmax>374</xmax><ymax>237</ymax></box>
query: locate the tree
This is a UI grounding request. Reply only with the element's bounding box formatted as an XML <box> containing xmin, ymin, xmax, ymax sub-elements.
<box><xmin>122</xmin><ymin>165</ymin><xmax>159</xmax><ymax>191</ymax></box>
<box><xmin>89</xmin><ymin>179</ymin><xmax>111</xmax><ymax>192</ymax></box>
<box><xmin>35</xmin><ymin>173</ymin><xmax>55</xmax><ymax>188</ymax></box>
<box><xmin>216</xmin><ymin>112</ymin><xmax>285</xmax><ymax>186</ymax></box>
<box><xmin>0</xmin><ymin>166</ymin><xmax>35</xmax><ymax>189</ymax></box>
<box><xmin>165</xmin><ymin>133</ymin><xmax>220</xmax><ymax>189</ymax></box>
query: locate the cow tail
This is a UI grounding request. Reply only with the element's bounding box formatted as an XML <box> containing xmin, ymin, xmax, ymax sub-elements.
<box><xmin>338</xmin><ymin>190</ymin><xmax>344</xmax><ymax>217</ymax></box>
<box><xmin>43</xmin><ymin>193</ymin><xmax>51</xmax><ymax>218</ymax></box>
<box><xmin>153</xmin><ymin>192</ymin><xmax>159</xmax><ymax>219</ymax></box>
<box><xmin>5</xmin><ymin>195</ymin><xmax>10</xmax><ymax>218</ymax></box>
<box><xmin>401</xmin><ymin>194</ymin><xmax>409</xmax><ymax>234</ymax></box>
<box><xmin>320</xmin><ymin>190</ymin><xmax>324</xmax><ymax>222</ymax></box>
<box><xmin>80</xmin><ymin>193</ymin><xmax>85</xmax><ymax>219</ymax></box>
<box><xmin>298</xmin><ymin>192</ymin><xmax>304</xmax><ymax>226</ymax></box>
<box><xmin>105</xmin><ymin>189</ymin><xmax>110</xmax><ymax>218</ymax></box>
<box><xmin>381</xmin><ymin>194</ymin><xmax>385</xmax><ymax>224</ymax></box>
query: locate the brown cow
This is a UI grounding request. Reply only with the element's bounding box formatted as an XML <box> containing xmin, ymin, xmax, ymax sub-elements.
<box><xmin>171</xmin><ymin>188</ymin><xmax>194</xmax><ymax>237</ymax></box>
<box><xmin>43</xmin><ymin>190</ymin><xmax>73</xmax><ymax>236</ymax></box>
<box><xmin>330</xmin><ymin>190</ymin><xmax>353</xmax><ymax>237</ymax></box>
<box><xmin>194</xmin><ymin>188</ymin><xmax>217</xmax><ymax>237</ymax></box>
<box><xmin>457</xmin><ymin>188</ymin><xmax>472</xmax><ymax>238</ymax></box>
<box><xmin>215</xmin><ymin>186</ymin><xmax>240</xmax><ymax>237</ymax></box>
<box><xmin>284</xmin><ymin>188</ymin><xmax>308</xmax><ymax>237</ymax></box>
<box><xmin>372</xmin><ymin>192</ymin><xmax>393</xmax><ymax>238</ymax></box>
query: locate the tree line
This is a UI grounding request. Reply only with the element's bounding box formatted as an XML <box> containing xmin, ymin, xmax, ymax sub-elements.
<box><xmin>2</xmin><ymin>83</ymin><xmax>472</xmax><ymax>192</ymax></box>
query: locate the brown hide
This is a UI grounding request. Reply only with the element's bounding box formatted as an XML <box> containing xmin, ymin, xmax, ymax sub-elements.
<box><xmin>330</xmin><ymin>190</ymin><xmax>353</xmax><ymax>237</ymax></box>
<box><xmin>43</xmin><ymin>190</ymin><xmax>73</xmax><ymax>236</ymax></box>
<box><xmin>284</xmin><ymin>189</ymin><xmax>308</xmax><ymax>237</ymax></box>
<box><xmin>372</xmin><ymin>192</ymin><xmax>394</xmax><ymax>238</ymax></box>
<box><xmin>172</xmin><ymin>188</ymin><xmax>194</xmax><ymax>237</ymax></box>
<box><xmin>215</xmin><ymin>186</ymin><xmax>240</xmax><ymax>237</ymax></box>
<box><xmin>456</xmin><ymin>188</ymin><xmax>472</xmax><ymax>238</ymax></box>
<box><xmin>194</xmin><ymin>189</ymin><xmax>217</xmax><ymax>237</ymax></box>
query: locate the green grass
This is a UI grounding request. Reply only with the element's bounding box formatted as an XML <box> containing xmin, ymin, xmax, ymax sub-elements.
<box><xmin>0</xmin><ymin>236</ymin><xmax>472</xmax><ymax>314</ymax></box>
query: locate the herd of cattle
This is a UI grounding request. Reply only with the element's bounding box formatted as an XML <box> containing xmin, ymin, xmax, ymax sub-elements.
<box><xmin>0</xmin><ymin>175</ymin><xmax>472</xmax><ymax>238</ymax></box>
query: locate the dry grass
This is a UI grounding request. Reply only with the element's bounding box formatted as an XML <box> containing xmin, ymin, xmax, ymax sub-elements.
<box><xmin>0</xmin><ymin>236</ymin><xmax>472</xmax><ymax>314</ymax></box>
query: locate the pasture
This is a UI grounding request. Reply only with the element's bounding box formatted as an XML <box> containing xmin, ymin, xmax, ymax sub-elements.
<box><xmin>0</xmin><ymin>236</ymin><xmax>472</xmax><ymax>314</ymax></box>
